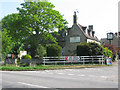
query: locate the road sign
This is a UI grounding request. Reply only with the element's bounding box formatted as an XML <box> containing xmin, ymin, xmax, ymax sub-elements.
<box><xmin>106</xmin><ymin>57</ymin><xmax>112</xmax><ymax>65</ymax></box>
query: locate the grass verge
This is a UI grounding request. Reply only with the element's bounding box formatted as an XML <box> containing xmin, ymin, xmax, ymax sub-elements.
<box><xmin>0</xmin><ymin>64</ymin><xmax>111</xmax><ymax>71</ymax></box>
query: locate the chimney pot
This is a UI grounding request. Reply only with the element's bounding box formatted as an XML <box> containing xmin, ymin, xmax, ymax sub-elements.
<box><xmin>73</xmin><ymin>11</ymin><xmax>78</xmax><ymax>24</ymax></box>
<box><xmin>88</xmin><ymin>29</ymin><xmax>91</xmax><ymax>36</ymax></box>
<box><xmin>92</xmin><ymin>31</ymin><xmax>95</xmax><ymax>37</ymax></box>
<box><xmin>115</xmin><ymin>32</ymin><xmax>117</xmax><ymax>36</ymax></box>
<box><xmin>74</xmin><ymin>11</ymin><xmax>76</xmax><ymax>15</ymax></box>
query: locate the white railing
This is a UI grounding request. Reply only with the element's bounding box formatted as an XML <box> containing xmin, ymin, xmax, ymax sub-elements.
<box><xmin>43</xmin><ymin>55</ymin><xmax>104</xmax><ymax>65</ymax></box>
<box><xmin>5</xmin><ymin>56</ymin><xmax>104</xmax><ymax>66</ymax></box>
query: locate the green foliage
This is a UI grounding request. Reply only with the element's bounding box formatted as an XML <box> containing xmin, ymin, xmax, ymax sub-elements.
<box><xmin>77</xmin><ymin>42</ymin><xmax>103</xmax><ymax>56</ymax></box>
<box><xmin>36</xmin><ymin>45</ymin><xmax>46</xmax><ymax>58</ymax></box>
<box><xmin>77</xmin><ymin>42</ymin><xmax>90</xmax><ymax>56</ymax></box>
<box><xmin>1</xmin><ymin>13</ymin><xmax>26</xmax><ymax>55</ymax></box>
<box><xmin>1</xmin><ymin>29</ymin><xmax>14</xmax><ymax>59</ymax></box>
<box><xmin>1</xmin><ymin>1</ymin><xmax>68</xmax><ymax>58</ymax></box>
<box><xmin>17</xmin><ymin>59</ymin><xmax>20</xmax><ymax>65</ymax></box>
<box><xmin>17</xmin><ymin>1</ymin><xmax>68</xmax><ymax>57</ymax></box>
<box><xmin>47</xmin><ymin>44</ymin><xmax>62</xmax><ymax>56</ymax></box>
<box><xmin>103</xmin><ymin>47</ymin><xmax>113</xmax><ymax>57</ymax></box>
<box><xmin>23</xmin><ymin>54</ymin><xmax>32</xmax><ymax>59</ymax></box>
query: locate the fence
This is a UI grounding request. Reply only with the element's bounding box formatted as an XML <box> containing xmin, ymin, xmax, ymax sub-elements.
<box><xmin>5</xmin><ymin>59</ymin><xmax>15</xmax><ymax>64</ymax></box>
<box><xmin>4</xmin><ymin>55</ymin><xmax>104</xmax><ymax>66</ymax></box>
<box><xmin>43</xmin><ymin>55</ymin><xmax>104</xmax><ymax>65</ymax></box>
<box><xmin>4</xmin><ymin>59</ymin><xmax>43</xmax><ymax>65</ymax></box>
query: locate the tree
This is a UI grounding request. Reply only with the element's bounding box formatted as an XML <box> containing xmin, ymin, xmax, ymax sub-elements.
<box><xmin>16</xmin><ymin>1</ymin><xmax>68</xmax><ymax>57</ymax></box>
<box><xmin>1</xmin><ymin>1</ymin><xmax>68</xmax><ymax>58</ymax></box>
<box><xmin>1</xmin><ymin>29</ymin><xmax>14</xmax><ymax>59</ymax></box>
<box><xmin>1</xmin><ymin>13</ymin><xmax>28</xmax><ymax>55</ymax></box>
<box><xmin>36</xmin><ymin>45</ymin><xmax>46</xmax><ymax>58</ymax></box>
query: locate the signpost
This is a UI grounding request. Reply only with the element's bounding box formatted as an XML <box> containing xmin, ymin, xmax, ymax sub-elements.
<box><xmin>107</xmin><ymin>32</ymin><xmax>113</xmax><ymax>45</ymax></box>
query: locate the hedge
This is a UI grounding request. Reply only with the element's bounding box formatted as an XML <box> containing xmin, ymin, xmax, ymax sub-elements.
<box><xmin>47</xmin><ymin>44</ymin><xmax>62</xmax><ymax>57</ymax></box>
<box><xmin>77</xmin><ymin>42</ymin><xmax>103</xmax><ymax>56</ymax></box>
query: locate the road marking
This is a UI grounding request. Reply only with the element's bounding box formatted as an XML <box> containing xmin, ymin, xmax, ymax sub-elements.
<box><xmin>18</xmin><ymin>82</ymin><xmax>49</xmax><ymax>88</ymax></box>
<box><xmin>100</xmin><ymin>76</ymin><xmax>107</xmax><ymax>78</ymax></box>
<box><xmin>45</xmin><ymin>70</ymin><xmax>50</xmax><ymax>72</ymax></box>
<box><xmin>78</xmin><ymin>75</ymin><xmax>85</xmax><ymax>77</ymax></box>
<box><xmin>68</xmin><ymin>74</ymin><xmax>74</xmax><ymax>76</ymax></box>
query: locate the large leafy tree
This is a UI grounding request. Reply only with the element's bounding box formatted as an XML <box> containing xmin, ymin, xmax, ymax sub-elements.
<box><xmin>16</xmin><ymin>1</ymin><xmax>68</xmax><ymax>57</ymax></box>
<box><xmin>1</xmin><ymin>28</ymin><xmax>14</xmax><ymax>59</ymax></box>
<box><xmin>1</xmin><ymin>0</ymin><xmax>68</xmax><ymax>58</ymax></box>
<box><xmin>1</xmin><ymin>13</ymin><xmax>27</xmax><ymax>55</ymax></box>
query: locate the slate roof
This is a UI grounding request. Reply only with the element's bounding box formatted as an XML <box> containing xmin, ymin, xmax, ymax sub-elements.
<box><xmin>77</xmin><ymin>24</ymin><xmax>99</xmax><ymax>41</ymax></box>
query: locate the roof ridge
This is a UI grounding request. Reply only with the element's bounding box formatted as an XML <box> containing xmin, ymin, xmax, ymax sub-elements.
<box><xmin>77</xmin><ymin>23</ymin><xmax>99</xmax><ymax>41</ymax></box>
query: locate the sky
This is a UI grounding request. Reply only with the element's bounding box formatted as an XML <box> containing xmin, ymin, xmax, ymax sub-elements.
<box><xmin>0</xmin><ymin>0</ymin><xmax>119</xmax><ymax>39</ymax></box>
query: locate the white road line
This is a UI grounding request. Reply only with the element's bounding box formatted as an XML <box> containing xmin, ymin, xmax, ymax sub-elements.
<box><xmin>45</xmin><ymin>70</ymin><xmax>50</xmax><ymax>72</ymax></box>
<box><xmin>78</xmin><ymin>75</ymin><xmax>85</xmax><ymax>77</ymax></box>
<box><xmin>100</xmin><ymin>76</ymin><xmax>107</xmax><ymax>78</ymax></box>
<box><xmin>68</xmin><ymin>74</ymin><xmax>74</xmax><ymax>76</ymax></box>
<box><xmin>18</xmin><ymin>82</ymin><xmax>49</xmax><ymax>88</ymax></box>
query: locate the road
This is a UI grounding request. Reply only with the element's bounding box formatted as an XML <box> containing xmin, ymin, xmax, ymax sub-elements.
<box><xmin>0</xmin><ymin>61</ymin><xmax>118</xmax><ymax>89</ymax></box>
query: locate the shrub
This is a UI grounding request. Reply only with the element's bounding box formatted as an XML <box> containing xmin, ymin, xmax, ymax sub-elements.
<box><xmin>77</xmin><ymin>42</ymin><xmax>103</xmax><ymax>56</ymax></box>
<box><xmin>47</xmin><ymin>44</ymin><xmax>62</xmax><ymax>57</ymax></box>
<box><xmin>103</xmin><ymin>44</ymin><xmax>118</xmax><ymax>61</ymax></box>
<box><xmin>22</xmin><ymin>54</ymin><xmax>32</xmax><ymax>59</ymax></box>
<box><xmin>77</xmin><ymin>42</ymin><xmax>90</xmax><ymax>56</ymax></box>
<box><xmin>104</xmin><ymin>44</ymin><xmax>118</xmax><ymax>55</ymax></box>
<box><xmin>103</xmin><ymin>47</ymin><xmax>113</xmax><ymax>57</ymax></box>
<box><xmin>36</xmin><ymin>45</ymin><xmax>46</xmax><ymax>58</ymax></box>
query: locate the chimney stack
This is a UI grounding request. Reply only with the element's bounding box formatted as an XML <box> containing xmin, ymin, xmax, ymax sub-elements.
<box><xmin>73</xmin><ymin>11</ymin><xmax>78</xmax><ymax>24</ymax></box>
<box><xmin>82</xmin><ymin>26</ymin><xmax>87</xmax><ymax>33</ymax></box>
<box><xmin>115</xmin><ymin>32</ymin><xmax>118</xmax><ymax>36</ymax></box>
<box><xmin>92</xmin><ymin>31</ymin><xmax>95</xmax><ymax>37</ymax></box>
<box><xmin>88</xmin><ymin>25</ymin><xmax>93</xmax><ymax>36</ymax></box>
<box><xmin>88</xmin><ymin>25</ymin><xmax>93</xmax><ymax>31</ymax></box>
<box><xmin>88</xmin><ymin>29</ymin><xmax>91</xmax><ymax>36</ymax></box>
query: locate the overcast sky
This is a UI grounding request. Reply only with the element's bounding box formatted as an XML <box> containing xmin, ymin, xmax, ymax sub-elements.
<box><xmin>0</xmin><ymin>0</ymin><xmax>119</xmax><ymax>39</ymax></box>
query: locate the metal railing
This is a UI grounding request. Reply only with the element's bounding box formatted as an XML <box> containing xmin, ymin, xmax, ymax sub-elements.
<box><xmin>4</xmin><ymin>56</ymin><xmax>104</xmax><ymax>66</ymax></box>
<box><xmin>43</xmin><ymin>55</ymin><xmax>104</xmax><ymax>65</ymax></box>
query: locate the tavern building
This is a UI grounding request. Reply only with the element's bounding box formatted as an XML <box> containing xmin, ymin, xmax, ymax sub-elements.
<box><xmin>58</xmin><ymin>12</ymin><xmax>99</xmax><ymax>56</ymax></box>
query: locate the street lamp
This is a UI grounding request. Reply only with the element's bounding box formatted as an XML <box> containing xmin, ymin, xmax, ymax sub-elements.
<box><xmin>107</xmin><ymin>32</ymin><xmax>113</xmax><ymax>45</ymax></box>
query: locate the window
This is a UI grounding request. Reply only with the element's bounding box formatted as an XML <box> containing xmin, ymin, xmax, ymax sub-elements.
<box><xmin>70</xmin><ymin>37</ymin><xmax>80</xmax><ymax>43</ymax></box>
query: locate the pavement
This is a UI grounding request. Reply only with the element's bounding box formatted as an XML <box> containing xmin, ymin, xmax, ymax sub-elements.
<box><xmin>0</xmin><ymin>60</ymin><xmax>119</xmax><ymax>89</ymax></box>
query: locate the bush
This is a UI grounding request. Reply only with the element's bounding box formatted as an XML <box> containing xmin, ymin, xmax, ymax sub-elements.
<box><xmin>22</xmin><ymin>54</ymin><xmax>32</xmax><ymax>59</ymax></box>
<box><xmin>77</xmin><ymin>42</ymin><xmax>103</xmax><ymax>56</ymax></box>
<box><xmin>36</xmin><ymin>45</ymin><xmax>46</xmax><ymax>58</ymax></box>
<box><xmin>103</xmin><ymin>44</ymin><xmax>118</xmax><ymax>61</ymax></box>
<box><xmin>103</xmin><ymin>47</ymin><xmax>113</xmax><ymax>57</ymax></box>
<box><xmin>47</xmin><ymin>44</ymin><xmax>62</xmax><ymax>57</ymax></box>
<box><xmin>77</xmin><ymin>42</ymin><xmax>90</xmax><ymax>56</ymax></box>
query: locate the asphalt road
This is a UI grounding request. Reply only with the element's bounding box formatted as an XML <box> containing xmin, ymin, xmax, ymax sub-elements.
<box><xmin>0</xmin><ymin>61</ymin><xmax>118</xmax><ymax>89</ymax></box>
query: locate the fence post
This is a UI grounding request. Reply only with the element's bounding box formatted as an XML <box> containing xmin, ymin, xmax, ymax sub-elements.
<box><xmin>83</xmin><ymin>57</ymin><xmax>85</xmax><ymax>65</ymax></box>
<box><xmin>43</xmin><ymin>57</ymin><xmax>45</xmax><ymax>66</ymax></box>
<box><xmin>102</xmin><ymin>56</ymin><xmax>104</xmax><ymax>65</ymax></box>
<box><xmin>64</xmin><ymin>61</ymin><xmax>65</xmax><ymax>66</ymax></box>
<box><xmin>99</xmin><ymin>58</ymin><xmax>100</xmax><ymax>64</ymax></box>
<box><xmin>92</xmin><ymin>57</ymin><xmax>93</xmax><ymax>64</ymax></box>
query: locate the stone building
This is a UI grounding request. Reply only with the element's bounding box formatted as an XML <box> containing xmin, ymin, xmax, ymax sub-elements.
<box><xmin>59</xmin><ymin>12</ymin><xmax>99</xmax><ymax>56</ymax></box>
